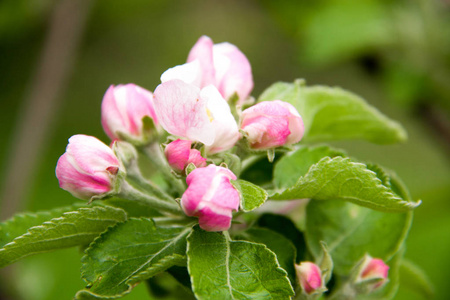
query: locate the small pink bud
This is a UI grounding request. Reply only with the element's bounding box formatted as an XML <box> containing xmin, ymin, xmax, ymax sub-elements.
<box><xmin>101</xmin><ymin>83</ymin><xmax>158</xmax><ymax>141</ymax></box>
<box><xmin>161</xmin><ymin>35</ymin><xmax>254</xmax><ymax>103</ymax></box>
<box><xmin>295</xmin><ymin>262</ymin><xmax>323</xmax><ymax>295</ymax></box>
<box><xmin>356</xmin><ymin>255</ymin><xmax>389</xmax><ymax>291</ymax></box>
<box><xmin>241</xmin><ymin>100</ymin><xmax>304</xmax><ymax>150</ymax></box>
<box><xmin>55</xmin><ymin>134</ymin><xmax>120</xmax><ymax>200</ymax></box>
<box><xmin>164</xmin><ymin>139</ymin><xmax>207</xmax><ymax>173</ymax></box>
<box><xmin>181</xmin><ymin>165</ymin><xmax>240</xmax><ymax>231</ymax></box>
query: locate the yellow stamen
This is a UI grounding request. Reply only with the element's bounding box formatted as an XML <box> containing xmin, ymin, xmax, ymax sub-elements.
<box><xmin>206</xmin><ymin>108</ymin><xmax>214</xmax><ymax>122</ymax></box>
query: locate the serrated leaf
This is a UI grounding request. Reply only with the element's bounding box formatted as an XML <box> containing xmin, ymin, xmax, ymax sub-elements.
<box><xmin>0</xmin><ymin>206</ymin><xmax>126</xmax><ymax>268</ymax></box>
<box><xmin>399</xmin><ymin>259</ymin><xmax>434</xmax><ymax>299</ymax></box>
<box><xmin>305</xmin><ymin>199</ymin><xmax>412</xmax><ymax>275</ymax></box>
<box><xmin>273</xmin><ymin>145</ymin><xmax>346</xmax><ymax>189</ymax></box>
<box><xmin>77</xmin><ymin>218</ymin><xmax>191</xmax><ymax>299</ymax></box>
<box><xmin>232</xmin><ymin>179</ymin><xmax>268</xmax><ymax>212</ymax></box>
<box><xmin>235</xmin><ymin>228</ymin><xmax>297</xmax><ymax>286</ymax></box>
<box><xmin>187</xmin><ymin>226</ymin><xmax>294</xmax><ymax>300</ymax></box>
<box><xmin>258</xmin><ymin>81</ymin><xmax>407</xmax><ymax>144</ymax></box>
<box><xmin>0</xmin><ymin>203</ymin><xmax>85</xmax><ymax>248</ymax></box>
<box><xmin>366</xmin><ymin>163</ymin><xmax>391</xmax><ymax>187</ymax></box>
<box><xmin>271</xmin><ymin>157</ymin><xmax>420</xmax><ymax>212</ymax></box>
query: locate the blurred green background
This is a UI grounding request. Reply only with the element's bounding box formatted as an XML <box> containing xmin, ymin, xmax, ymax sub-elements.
<box><xmin>0</xmin><ymin>0</ymin><xmax>449</xmax><ymax>299</ymax></box>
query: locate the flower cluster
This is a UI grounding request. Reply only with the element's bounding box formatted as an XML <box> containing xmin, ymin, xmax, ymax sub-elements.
<box><xmin>55</xmin><ymin>35</ymin><xmax>304</xmax><ymax>232</ymax></box>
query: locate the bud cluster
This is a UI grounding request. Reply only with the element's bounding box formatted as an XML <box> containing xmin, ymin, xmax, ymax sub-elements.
<box><xmin>55</xmin><ymin>35</ymin><xmax>305</xmax><ymax>232</ymax></box>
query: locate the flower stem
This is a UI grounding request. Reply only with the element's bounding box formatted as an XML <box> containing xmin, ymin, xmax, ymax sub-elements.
<box><xmin>127</xmin><ymin>173</ymin><xmax>174</xmax><ymax>202</ymax></box>
<box><xmin>119</xmin><ymin>180</ymin><xmax>183</xmax><ymax>216</ymax></box>
<box><xmin>138</xmin><ymin>143</ymin><xmax>186</xmax><ymax>196</ymax></box>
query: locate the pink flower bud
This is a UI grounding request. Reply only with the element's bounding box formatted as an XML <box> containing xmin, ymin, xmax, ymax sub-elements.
<box><xmin>241</xmin><ymin>100</ymin><xmax>304</xmax><ymax>150</ymax></box>
<box><xmin>356</xmin><ymin>255</ymin><xmax>389</xmax><ymax>291</ymax></box>
<box><xmin>101</xmin><ymin>84</ymin><xmax>158</xmax><ymax>141</ymax></box>
<box><xmin>153</xmin><ymin>80</ymin><xmax>239</xmax><ymax>154</ymax></box>
<box><xmin>164</xmin><ymin>139</ymin><xmax>207</xmax><ymax>173</ymax></box>
<box><xmin>161</xmin><ymin>36</ymin><xmax>253</xmax><ymax>103</ymax></box>
<box><xmin>295</xmin><ymin>262</ymin><xmax>323</xmax><ymax>295</ymax></box>
<box><xmin>181</xmin><ymin>165</ymin><xmax>240</xmax><ymax>231</ymax></box>
<box><xmin>55</xmin><ymin>134</ymin><xmax>120</xmax><ymax>200</ymax></box>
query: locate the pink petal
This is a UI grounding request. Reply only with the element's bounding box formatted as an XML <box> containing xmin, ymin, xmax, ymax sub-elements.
<box><xmin>200</xmin><ymin>85</ymin><xmax>239</xmax><ymax>153</ymax></box>
<box><xmin>164</xmin><ymin>139</ymin><xmax>192</xmax><ymax>172</ymax></box>
<box><xmin>181</xmin><ymin>165</ymin><xmax>239</xmax><ymax>232</ymax></box>
<box><xmin>153</xmin><ymin>80</ymin><xmax>215</xmax><ymax>145</ymax></box>
<box><xmin>101</xmin><ymin>84</ymin><xmax>157</xmax><ymax>140</ymax></box>
<box><xmin>160</xmin><ymin>60</ymin><xmax>202</xmax><ymax>87</ymax></box>
<box><xmin>295</xmin><ymin>262</ymin><xmax>323</xmax><ymax>294</ymax></box>
<box><xmin>187</xmin><ymin>36</ymin><xmax>216</xmax><ymax>87</ymax></box>
<box><xmin>213</xmin><ymin>42</ymin><xmax>253</xmax><ymax>101</ymax></box>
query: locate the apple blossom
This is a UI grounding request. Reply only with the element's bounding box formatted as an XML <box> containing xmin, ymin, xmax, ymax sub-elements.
<box><xmin>161</xmin><ymin>36</ymin><xmax>253</xmax><ymax>103</ymax></box>
<box><xmin>356</xmin><ymin>255</ymin><xmax>390</xmax><ymax>292</ymax></box>
<box><xmin>153</xmin><ymin>79</ymin><xmax>239</xmax><ymax>154</ymax></box>
<box><xmin>295</xmin><ymin>262</ymin><xmax>324</xmax><ymax>295</ymax></box>
<box><xmin>101</xmin><ymin>83</ymin><xmax>158</xmax><ymax>142</ymax></box>
<box><xmin>181</xmin><ymin>165</ymin><xmax>240</xmax><ymax>231</ymax></box>
<box><xmin>241</xmin><ymin>100</ymin><xmax>304</xmax><ymax>149</ymax></box>
<box><xmin>55</xmin><ymin>134</ymin><xmax>121</xmax><ymax>200</ymax></box>
<box><xmin>164</xmin><ymin>139</ymin><xmax>207</xmax><ymax>173</ymax></box>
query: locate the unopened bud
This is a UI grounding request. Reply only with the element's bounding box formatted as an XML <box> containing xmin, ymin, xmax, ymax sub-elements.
<box><xmin>355</xmin><ymin>254</ymin><xmax>389</xmax><ymax>293</ymax></box>
<box><xmin>56</xmin><ymin>135</ymin><xmax>121</xmax><ymax>200</ymax></box>
<box><xmin>164</xmin><ymin>139</ymin><xmax>207</xmax><ymax>173</ymax></box>
<box><xmin>295</xmin><ymin>262</ymin><xmax>325</xmax><ymax>295</ymax></box>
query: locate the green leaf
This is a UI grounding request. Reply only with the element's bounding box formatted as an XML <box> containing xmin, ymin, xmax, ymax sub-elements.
<box><xmin>0</xmin><ymin>206</ymin><xmax>126</xmax><ymax>268</ymax></box>
<box><xmin>271</xmin><ymin>157</ymin><xmax>420</xmax><ymax>212</ymax></box>
<box><xmin>301</xmin><ymin>0</ymin><xmax>390</xmax><ymax>66</ymax></box>
<box><xmin>399</xmin><ymin>259</ymin><xmax>434</xmax><ymax>299</ymax></box>
<box><xmin>103</xmin><ymin>198</ymin><xmax>162</xmax><ymax>218</ymax></box>
<box><xmin>232</xmin><ymin>179</ymin><xmax>268</xmax><ymax>212</ymax></box>
<box><xmin>235</xmin><ymin>228</ymin><xmax>297</xmax><ymax>286</ymax></box>
<box><xmin>305</xmin><ymin>199</ymin><xmax>412</xmax><ymax>275</ymax></box>
<box><xmin>187</xmin><ymin>226</ymin><xmax>294</xmax><ymax>299</ymax></box>
<box><xmin>77</xmin><ymin>218</ymin><xmax>191</xmax><ymax>299</ymax></box>
<box><xmin>258</xmin><ymin>80</ymin><xmax>303</xmax><ymax>107</ymax></box>
<box><xmin>273</xmin><ymin>145</ymin><xmax>346</xmax><ymax>189</ymax></box>
<box><xmin>0</xmin><ymin>203</ymin><xmax>85</xmax><ymax>248</ymax></box>
<box><xmin>256</xmin><ymin>214</ymin><xmax>307</xmax><ymax>262</ymax></box>
<box><xmin>258</xmin><ymin>81</ymin><xmax>407</xmax><ymax>144</ymax></box>
<box><xmin>317</xmin><ymin>242</ymin><xmax>333</xmax><ymax>284</ymax></box>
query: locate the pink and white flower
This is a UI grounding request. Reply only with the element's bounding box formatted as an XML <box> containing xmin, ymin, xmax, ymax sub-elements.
<box><xmin>56</xmin><ymin>134</ymin><xmax>120</xmax><ymax>200</ymax></box>
<box><xmin>164</xmin><ymin>139</ymin><xmax>207</xmax><ymax>173</ymax></box>
<box><xmin>241</xmin><ymin>100</ymin><xmax>304</xmax><ymax>149</ymax></box>
<box><xmin>101</xmin><ymin>84</ymin><xmax>158</xmax><ymax>142</ymax></box>
<box><xmin>295</xmin><ymin>262</ymin><xmax>324</xmax><ymax>295</ymax></box>
<box><xmin>161</xmin><ymin>36</ymin><xmax>253</xmax><ymax>103</ymax></box>
<box><xmin>181</xmin><ymin>165</ymin><xmax>240</xmax><ymax>231</ymax></box>
<box><xmin>356</xmin><ymin>255</ymin><xmax>390</xmax><ymax>292</ymax></box>
<box><xmin>153</xmin><ymin>79</ymin><xmax>239</xmax><ymax>154</ymax></box>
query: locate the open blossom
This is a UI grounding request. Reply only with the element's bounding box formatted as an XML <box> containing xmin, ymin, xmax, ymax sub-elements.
<box><xmin>295</xmin><ymin>262</ymin><xmax>324</xmax><ymax>295</ymax></box>
<box><xmin>161</xmin><ymin>36</ymin><xmax>253</xmax><ymax>103</ymax></box>
<box><xmin>101</xmin><ymin>83</ymin><xmax>158</xmax><ymax>141</ymax></box>
<box><xmin>181</xmin><ymin>165</ymin><xmax>240</xmax><ymax>231</ymax></box>
<box><xmin>164</xmin><ymin>139</ymin><xmax>207</xmax><ymax>173</ymax></box>
<box><xmin>241</xmin><ymin>100</ymin><xmax>304</xmax><ymax>149</ymax></box>
<box><xmin>56</xmin><ymin>134</ymin><xmax>120</xmax><ymax>200</ymax></box>
<box><xmin>153</xmin><ymin>79</ymin><xmax>239</xmax><ymax>154</ymax></box>
<box><xmin>356</xmin><ymin>255</ymin><xmax>390</xmax><ymax>292</ymax></box>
